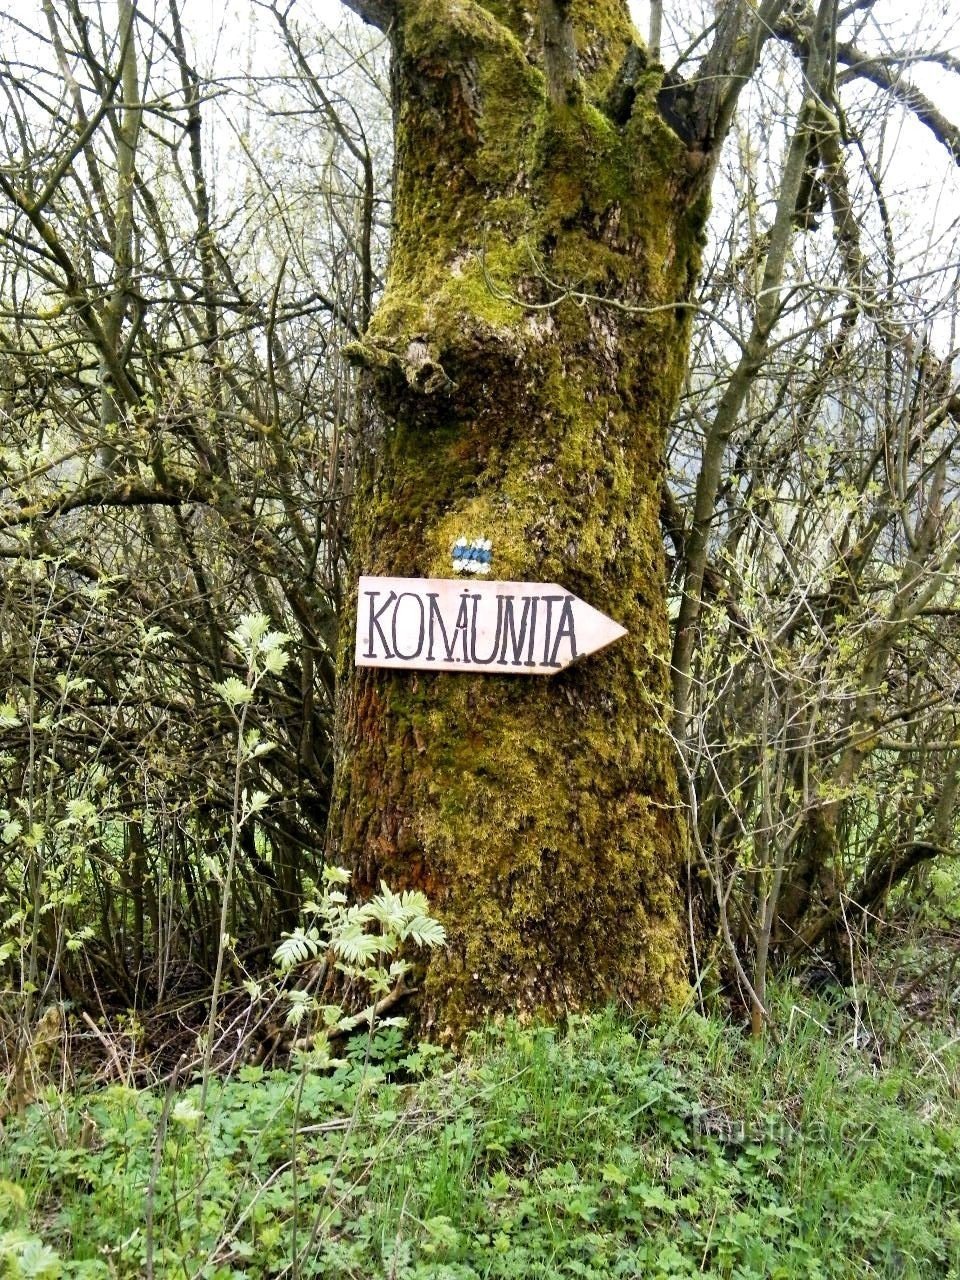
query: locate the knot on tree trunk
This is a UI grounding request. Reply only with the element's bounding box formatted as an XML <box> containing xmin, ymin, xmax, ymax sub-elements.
<box><xmin>342</xmin><ymin>335</ymin><xmax>456</xmax><ymax>396</ymax></box>
<box><xmin>403</xmin><ymin>338</ymin><xmax>456</xmax><ymax>394</ymax></box>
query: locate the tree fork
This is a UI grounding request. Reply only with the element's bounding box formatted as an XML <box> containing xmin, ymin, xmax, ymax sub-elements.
<box><xmin>328</xmin><ymin>0</ymin><xmax>710</xmax><ymax>1038</ymax></box>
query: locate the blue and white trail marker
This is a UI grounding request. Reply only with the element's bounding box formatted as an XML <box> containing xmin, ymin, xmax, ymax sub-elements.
<box><xmin>451</xmin><ymin>537</ymin><xmax>493</xmax><ymax>574</ymax></box>
<box><xmin>355</xmin><ymin>576</ymin><xmax>627</xmax><ymax>676</ymax></box>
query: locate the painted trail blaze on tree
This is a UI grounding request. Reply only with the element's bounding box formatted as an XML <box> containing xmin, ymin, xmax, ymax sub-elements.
<box><xmin>356</xmin><ymin>576</ymin><xmax>627</xmax><ymax>673</ymax></box>
<box><xmin>329</xmin><ymin>0</ymin><xmax>713</xmax><ymax>1037</ymax></box>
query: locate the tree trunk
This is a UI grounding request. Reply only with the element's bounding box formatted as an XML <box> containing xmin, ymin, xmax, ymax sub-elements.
<box><xmin>328</xmin><ymin>0</ymin><xmax>709</xmax><ymax>1039</ymax></box>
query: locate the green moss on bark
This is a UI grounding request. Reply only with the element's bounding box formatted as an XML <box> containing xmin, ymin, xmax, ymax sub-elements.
<box><xmin>330</xmin><ymin>0</ymin><xmax>708</xmax><ymax>1039</ymax></box>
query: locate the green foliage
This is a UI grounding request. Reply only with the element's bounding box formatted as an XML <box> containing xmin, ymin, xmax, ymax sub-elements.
<box><xmin>0</xmin><ymin>591</ymin><xmax>313</xmax><ymax>1019</ymax></box>
<box><xmin>0</xmin><ymin>987</ymin><xmax>957</xmax><ymax>1277</ymax></box>
<box><xmin>275</xmin><ymin>873</ymin><xmax>445</xmax><ymax>974</ymax></box>
<box><xmin>270</xmin><ymin>864</ymin><xmax>446</xmax><ymax>1042</ymax></box>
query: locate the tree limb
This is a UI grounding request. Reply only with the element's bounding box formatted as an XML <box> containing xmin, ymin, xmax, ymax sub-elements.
<box><xmin>339</xmin><ymin>0</ymin><xmax>394</xmax><ymax>31</ymax></box>
<box><xmin>834</xmin><ymin>41</ymin><xmax>960</xmax><ymax>166</ymax></box>
<box><xmin>539</xmin><ymin>0</ymin><xmax>581</xmax><ymax>107</ymax></box>
<box><xmin>0</xmin><ymin>478</ymin><xmax>207</xmax><ymax>531</ymax></box>
<box><xmin>658</xmin><ymin>0</ymin><xmax>790</xmax><ymax>161</ymax></box>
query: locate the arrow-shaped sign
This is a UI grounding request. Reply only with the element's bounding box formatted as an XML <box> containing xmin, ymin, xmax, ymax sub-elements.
<box><xmin>355</xmin><ymin>576</ymin><xmax>627</xmax><ymax>675</ymax></box>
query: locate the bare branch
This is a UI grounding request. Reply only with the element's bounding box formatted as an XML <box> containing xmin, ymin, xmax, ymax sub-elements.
<box><xmin>667</xmin><ymin>0</ymin><xmax>791</xmax><ymax>157</ymax></box>
<box><xmin>835</xmin><ymin>40</ymin><xmax>960</xmax><ymax>165</ymax></box>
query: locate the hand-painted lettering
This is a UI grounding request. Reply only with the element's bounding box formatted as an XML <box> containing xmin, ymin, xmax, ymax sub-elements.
<box><xmin>471</xmin><ymin>593</ymin><xmax>505</xmax><ymax>664</ymax></box>
<box><xmin>355</xmin><ymin>577</ymin><xmax>625</xmax><ymax>675</ymax></box>
<box><xmin>452</xmin><ymin>591</ymin><xmax>472</xmax><ymax>663</ymax></box>
<box><xmin>392</xmin><ymin>591</ymin><xmax>425</xmax><ymax>660</ymax></box>
<box><xmin>426</xmin><ymin>592</ymin><xmax>457</xmax><ymax>661</ymax></box>
<box><xmin>364</xmin><ymin>589</ymin><xmax>397</xmax><ymax>658</ymax></box>
<box><xmin>549</xmin><ymin>595</ymin><xmax>578</xmax><ymax>667</ymax></box>
<box><xmin>499</xmin><ymin>595</ymin><xmax>532</xmax><ymax>666</ymax></box>
<box><xmin>540</xmin><ymin>595</ymin><xmax>564</xmax><ymax>668</ymax></box>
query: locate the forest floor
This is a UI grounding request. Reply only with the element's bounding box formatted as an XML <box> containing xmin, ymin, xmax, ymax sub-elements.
<box><xmin>0</xmin><ymin>950</ymin><xmax>958</xmax><ymax>1279</ymax></box>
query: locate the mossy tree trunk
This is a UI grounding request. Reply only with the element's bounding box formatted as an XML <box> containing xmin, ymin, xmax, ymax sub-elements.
<box><xmin>329</xmin><ymin>0</ymin><xmax>711</xmax><ymax>1038</ymax></box>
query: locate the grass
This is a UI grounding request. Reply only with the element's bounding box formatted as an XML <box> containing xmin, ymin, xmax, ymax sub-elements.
<box><xmin>0</xmin><ymin>984</ymin><xmax>957</xmax><ymax>1278</ymax></box>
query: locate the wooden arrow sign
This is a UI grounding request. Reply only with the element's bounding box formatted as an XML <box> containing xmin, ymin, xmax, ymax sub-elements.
<box><xmin>355</xmin><ymin>576</ymin><xmax>627</xmax><ymax>675</ymax></box>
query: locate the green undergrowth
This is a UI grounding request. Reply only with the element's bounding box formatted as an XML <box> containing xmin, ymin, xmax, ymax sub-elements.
<box><xmin>0</xmin><ymin>985</ymin><xmax>958</xmax><ymax>1278</ymax></box>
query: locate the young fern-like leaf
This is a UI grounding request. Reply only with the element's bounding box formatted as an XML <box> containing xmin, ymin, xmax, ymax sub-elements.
<box><xmin>273</xmin><ymin>927</ymin><xmax>322</xmax><ymax>972</ymax></box>
<box><xmin>335</xmin><ymin>922</ymin><xmax>389</xmax><ymax>965</ymax></box>
<box><xmin>394</xmin><ymin>889</ymin><xmax>431</xmax><ymax>917</ymax></box>
<box><xmin>369</xmin><ymin>887</ymin><xmax>407</xmax><ymax>933</ymax></box>
<box><xmin>284</xmin><ymin>988</ymin><xmax>314</xmax><ymax>1028</ymax></box>
<box><xmin>401</xmin><ymin>915</ymin><xmax>446</xmax><ymax>948</ymax></box>
<box><xmin>268</xmin><ymin>869</ymin><xmax>445</xmax><ymax>1049</ymax></box>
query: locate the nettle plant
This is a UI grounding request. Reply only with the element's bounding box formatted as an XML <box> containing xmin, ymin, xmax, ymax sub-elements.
<box><xmin>272</xmin><ymin>866</ymin><xmax>446</xmax><ymax>1060</ymax></box>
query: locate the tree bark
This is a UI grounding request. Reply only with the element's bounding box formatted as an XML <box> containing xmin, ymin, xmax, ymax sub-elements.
<box><xmin>328</xmin><ymin>0</ymin><xmax>709</xmax><ymax>1039</ymax></box>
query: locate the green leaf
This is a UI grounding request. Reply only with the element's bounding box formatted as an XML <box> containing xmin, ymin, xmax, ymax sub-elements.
<box><xmin>213</xmin><ymin>676</ymin><xmax>253</xmax><ymax>707</ymax></box>
<box><xmin>170</xmin><ymin>1099</ymin><xmax>202</xmax><ymax>1127</ymax></box>
<box><xmin>401</xmin><ymin>915</ymin><xmax>446</xmax><ymax>949</ymax></box>
<box><xmin>0</xmin><ymin>1231</ymin><xmax>62</xmax><ymax>1278</ymax></box>
<box><xmin>261</xmin><ymin>642</ymin><xmax>291</xmax><ymax>675</ymax></box>
<box><xmin>230</xmin><ymin>612</ymin><xmax>271</xmax><ymax>651</ymax></box>
<box><xmin>274</xmin><ymin>928</ymin><xmax>322</xmax><ymax>971</ymax></box>
<box><xmin>244</xmin><ymin>789</ymin><xmax>271</xmax><ymax>817</ymax></box>
<box><xmin>335</xmin><ymin>921</ymin><xmax>388</xmax><ymax>964</ymax></box>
